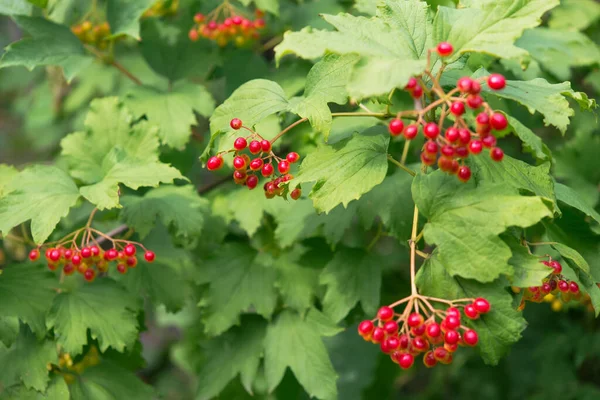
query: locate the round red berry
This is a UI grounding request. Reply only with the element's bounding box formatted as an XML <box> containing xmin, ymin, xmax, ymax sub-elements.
<box><xmin>385</xmin><ymin>336</ymin><xmax>401</xmax><ymax>351</ymax></box>
<box><xmin>372</xmin><ymin>327</ymin><xmax>385</xmax><ymax>343</ymax></box>
<box><xmin>358</xmin><ymin>320</ymin><xmax>374</xmax><ymax>336</ymax></box>
<box><xmin>405</xmin><ymin>77</ymin><xmax>418</xmax><ymax>90</ymax></box>
<box><xmin>249</xmin><ymin>158</ymin><xmax>264</xmax><ymax>171</ymax></box>
<box><xmin>248</xmin><ymin>140</ymin><xmax>261</xmax><ymax>154</ymax></box>
<box><xmin>463</xmin><ymin>329</ymin><xmax>479</xmax><ymax>346</ymax></box>
<box><xmin>466</xmin><ymin>95</ymin><xmax>483</xmax><ymax>109</ymax></box>
<box><xmin>421</xmin><ymin>152</ymin><xmax>436</xmax><ymax>166</ymax></box>
<box><xmin>441</xmin><ymin>145</ymin><xmax>455</xmax><ymax>157</ymax></box>
<box><xmin>383</xmin><ymin>320</ymin><xmax>399</xmax><ymax>335</ymax></box>
<box><xmin>105</xmin><ymin>248</ymin><xmax>118</xmax><ymax>260</ymax></box>
<box><xmin>407</xmin><ymin>313</ymin><xmax>424</xmax><ymax>328</ymax></box>
<box><xmin>458</xmin><ymin>129</ymin><xmax>471</xmax><ymax>144</ymax></box>
<box><xmin>457</xmin><ymin>166</ymin><xmax>471</xmax><ymax>182</ymax></box>
<box><xmin>233</xmin><ymin>156</ymin><xmax>246</xmax><ymax>170</ymax></box>
<box><xmin>569</xmin><ymin>281</ymin><xmax>579</xmax><ymax>293</ymax></box>
<box><xmin>63</xmin><ymin>263</ymin><xmax>75</xmax><ymax>275</ymax></box>
<box><xmin>450</xmin><ymin>101</ymin><xmax>465</xmax><ymax>116</ymax></box>
<box><xmin>437</xmin><ymin>42</ymin><xmax>453</xmax><ymax>57</ymax></box>
<box><xmin>482</xmin><ymin>135</ymin><xmax>497</xmax><ymax>148</ymax></box>
<box><xmin>455</xmin><ymin>146</ymin><xmax>469</xmax><ymax>158</ymax></box>
<box><xmin>388</xmin><ymin>119</ymin><xmax>404</xmax><ymax>136</ymax></box>
<box><xmin>464</xmin><ymin>304</ymin><xmax>479</xmax><ymax>319</ymax></box>
<box><xmin>444</xmin><ymin>330</ymin><xmax>460</xmax><ymax>345</ymax></box>
<box><xmin>424</xmin><ymin>123</ymin><xmax>440</xmax><ymax>139</ymax></box>
<box><xmin>470</xmin><ymin>80</ymin><xmax>482</xmax><ymax>94</ymax></box>
<box><xmin>490</xmin><ymin>113</ymin><xmax>508</xmax><ymax>130</ymax></box>
<box><xmin>446</xmin><ymin>307</ymin><xmax>461</xmax><ymax>319</ymax></box>
<box><xmin>286</xmin><ymin>152</ymin><xmax>300</xmax><ymax>163</ymax></box>
<box><xmin>549</xmin><ymin>261</ymin><xmax>562</xmax><ymax>274</ymax></box>
<box><xmin>476</xmin><ymin>112</ymin><xmax>490</xmax><ymax>125</ymax></box>
<box><xmin>124</xmin><ymin>244</ymin><xmax>136</xmax><ymax>256</ymax></box>
<box><xmin>126</xmin><ymin>256</ymin><xmax>137</xmax><ymax>267</ymax></box>
<box><xmin>445</xmin><ymin>127</ymin><xmax>459</xmax><ymax>142</ymax></box>
<box><xmin>487</xmin><ymin>74</ymin><xmax>506</xmax><ymax>90</ymax></box>
<box><xmin>49</xmin><ymin>249</ymin><xmax>61</xmax><ymax>262</ymax></box>
<box><xmin>411</xmin><ymin>85</ymin><xmax>423</xmax><ymax>99</ymax></box>
<box><xmin>424</xmin><ymin>141</ymin><xmax>438</xmax><ymax>154</ymax></box>
<box><xmin>404</xmin><ymin>124</ymin><xmax>419</xmax><ymax>140</ymax></box>
<box><xmin>398</xmin><ymin>353</ymin><xmax>414</xmax><ymax>369</ymax></box>
<box><xmin>473</xmin><ymin>298</ymin><xmax>491</xmax><ymax>313</ymax></box>
<box><xmin>117</xmin><ymin>263</ymin><xmax>127</xmax><ymax>274</ymax></box>
<box><xmin>261</xmin><ymin>163</ymin><xmax>274</xmax><ymax>177</ymax></box>
<box><xmin>260</xmin><ymin>140</ymin><xmax>271</xmax><ymax>152</ymax></box>
<box><xmin>230</xmin><ymin>118</ymin><xmax>242</xmax><ymax>130</ymax></box>
<box><xmin>490</xmin><ymin>147</ymin><xmax>504</xmax><ymax>162</ymax></box>
<box><xmin>558</xmin><ymin>280</ymin><xmax>569</xmax><ymax>292</ymax></box>
<box><xmin>144</xmin><ymin>251</ymin><xmax>156</xmax><ymax>263</ymax></box>
<box><xmin>84</xmin><ymin>268</ymin><xmax>96</xmax><ymax>282</ymax></box>
<box><xmin>233</xmin><ymin>137</ymin><xmax>247</xmax><ymax>150</ymax></box>
<box><xmin>377</xmin><ymin>306</ymin><xmax>394</xmax><ymax>321</ymax></box>
<box><xmin>246</xmin><ymin>175</ymin><xmax>259</xmax><ymax>190</ymax></box>
<box><xmin>29</xmin><ymin>249</ymin><xmax>40</xmax><ymax>261</ymax></box>
<box><xmin>457</xmin><ymin>77</ymin><xmax>473</xmax><ymax>93</ymax></box>
<box><xmin>541</xmin><ymin>282</ymin><xmax>552</xmax><ymax>293</ymax></box>
<box><xmin>207</xmin><ymin>156</ymin><xmax>223</xmax><ymax>171</ymax></box>
<box><xmin>445</xmin><ymin>315</ymin><xmax>460</xmax><ymax>330</ymax></box>
<box><xmin>278</xmin><ymin>160</ymin><xmax>290</xmax><ymax>174</ymax></box>
<box><xmin>424</xmin><ymin>351</ymin><xmax>437</xmax><ymax>368</ymax></box>
<box><xmin>426</xmin><ymin>322</ymin><xmax>441</xmax><ymax>338</ymax></box>
<box><xmin>290</xmin><ymin>188</ymin><xmax>302</xmax><ymax>200</ymax></box>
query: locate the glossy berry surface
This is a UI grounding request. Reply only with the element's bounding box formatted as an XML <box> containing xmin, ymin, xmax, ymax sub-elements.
<box><xmin>233</xmin><ymin>137</ymin><xmax>247</xmax><ymax>150</ymax></box>
<box><xmin>388</xmin><ymin>119</ymin><xmax>404</xmax><ymax>136</ymax></box>
<box><xmin>230</xmin><ymin>118</ymin><xmax>242</xmax><ymax>130</ymax></box>
<box><xmin>487</xmin><ymin>74</ymin><xmax>506</xmax><ymax>90</ymax></box>
<box><xmin>436</xmin><ymin>42</ymin><xmax>453</xmax><ymax>57</ymax></box>
<box><xmin>144</xmin><ymin>251</ymin><xmax>156</xmax><ymax>263</ymax></box>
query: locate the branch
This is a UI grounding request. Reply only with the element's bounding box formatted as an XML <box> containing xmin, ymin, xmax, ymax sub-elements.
<box><xmin>387</xmin><ymin>155</ymin><xmax>416</xmax><ymax>176</ymax></box>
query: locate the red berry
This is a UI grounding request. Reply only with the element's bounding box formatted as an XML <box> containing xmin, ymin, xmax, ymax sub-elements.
<box><xmin>424</xmin><ymin>123</ymin><xmax>440</xmax><ymax>139</ymax></box>
<box><xmin>207</xmin><ymin>156</ymin><xmax>223</xmax><ymax>171</ymax></box>
<box><xmin>126</xmin><ymin>256</ymin><xmax>137</xmax><ymax>267</ymax></box>
<box><xmin>458</xmin><ymin>128</ymin><xmax>471</xmax><ymax>144</ymax></box>
<box><xmin>482</xmin><ymin>135</ymin><xmax>497</xmax><ymax>148</ymax></box>
<box><xmin>290</xmin><ymin>188</ymin><xmax>302</xmax><ymax>200</ymax></box>
<box><xmin>457</xmin><ymin>77</ymin><xmax>473</xmax><ymax>93</ymax></box>
<box><xmin>47</xmin><ymin>263</ymin><xmax>58</xmax><ymax>271</ymax></box>
<box><xmin>63</xmin><ymin>263</ymin><xmax>75</xmax><ymax>275</ymax></box>
<box><xmin>569</xmin><ymin>281</ymin><xmax>580</xmax><ymax>293</ymax></box>
<box><xmin>441</xmin><ymin>145</ymin><xmax>455</xmax><ymax>157</ymax></box>
<box><xmin>437</xmin><ymin>42</ymin><xmax>453</xmax><ymax>57</ymax></box>
<box><xmin>463</xmin><ymin>329</ymin><xmax>479</xmax><ymax>346</ymax></box>
<box><xmin>464</xmin><ymin>304</ymin><xmax>479</xmax><ymax>319</ymax></box>
<box><xmin>470</xmin><ymin>80</ymin><xmax>482</xmax><ymax>94</ymax></box>
<box><xmin>278</xmin><ymin>160</ymin><xmax>290</xmax><ymax>174</ymax></box>
<box><xmin>424</xmin><ymin>141</ymin><xmax>438</xmax><ymax>155</ymax></box>
<box><xmin>490</xmin><ymin>113</ymin><xmax>508</xmax><ymax>130</ymax></box>
<box><xmin>549</xmin><ymin>261</ymin><xmax>562</xmax><ymax>274</ymax></box>
<box><xmin>411</xmin><ymin>85</ymin><xmax>423</xmax><ymax>99</ymax></box>
<box><xmin>260</xmin><ymin>140</ymin><xmax>271</xmax><ymax>152</ymax></box>
<box><xmin>450</xmin><ymin>101</ymin><xmax>465</xmax><ymax>116</ymax></box>
<box><xmin>476</xmin><ymin>112</ymin><xmax>490</xmax><ymax>125</ymax></box>
<box><xmin>193</xmin><ymin>13</ymin><xmax>205</xmax><ymax>23</ymax></box>
<box><xmin>421</xmin><ymin>152</ymin><xmax>436</xmax><ymax>166</ymax></box>
<box><xmin>372</xmin><ymin>327</ymin><xmax>385</xmax><ymax>343</ymax></box>
<box><xmin>424</xmin><ymin>351</ymin><xmax>437</xmax><ymax>368</ymax></box>
<box><xmin>445</xmin><ymin>315</ymin><xmax>460</xmax><ymax>330</ymax></box>
<box><xmin>233</xmin><ymin>137</ymin><xmax>247</xmax><ymax>150</ymax></box>
<box><xmin>232</xmin><ymin>16</ymin><xmax>242</xmax><ymax>25</ymax></box>
<box><xmin>188</xmin><ymin>28</ymin><xmax>199</xmax><ymax>41</ymax></box>
<box><xmin>455</xmin><ymin>146</ymin><xmax>469</xmax><ymax>158</ymax></box>
<box><xmin>233</xmin><ymin>156</ymin><xmax>246</xmax><ymax>170</ymax></box>
<box><xmin>286</xmin><ymin>152</ymin><xmax>300</xmax><ymax>163</ymax></box>
<box><xmin>398</xmin><ymin>353</ymin><xmax>414</xmax><ymax>369</ymax></box>
<box><xmin>105</xmin><ymin>248</ymin><xmax>118</xmax><ymax>260</ymax></box>
<box><xmin>117</xmin><ymin>263</ymin><xmax>127</xmax><ymax>274</ymax></box>
<box><xmin>487</xmin><ymin>74</ymin><xmax>506</xmax><ymax>90</ymax></box>
<box><xmin>246</xmin><ymin>175</ymin><xmax>259</xmax><ymax>190</ymax></box>
<box><xmin>407</xmin><ymin>313</ymin><xmax>424</xmax><ymax>328</ymax></box>
<box><xmin>29</xmin><ymin>249</ymin><xmax>40</xmax><ymax>261</ymax></box>
<box><xmin>49</xmin><ymin>249</ymin><xmax>61</xmax><ymax>262</ymax></box>
<box><xmin>490</xmin><ymin>147</ymin><xmax>504</xmax><ymax>161</ymax></box>
<box><xmin>445</xmin><ymin>127</ymin><xmax>459</xmax><ymax>142</ymax></box>
<box><xmin>398</xmin><ymin>334</ymin><xmax>410</xmax><ymax>349</ymax></box>
<box><xmin>457</xmin><ymin>166</ymin><xmax>471</xmax><ymax>182</ymax></box>
<box><xmin>404</xmin><ymin>124</ymin><xmax>419</xmax><ymax>140</ymax></box>
<box><xmin>446</xmin><ymin>307</ymin><xmax>461</xmax><ymax>319</ymax></box>
<box><xmin>412</xmin><ymin>336</ymin><xmax>429</xmax><ymax>352</ymax></box>
<box><xmin>426</xmin><ymin>322</ymin><xmax>441</xmax><ymax>338</ymax></box>
<box><xmin>262</xmin><ymin>163</ymin><xmax>274</xmax><ymax>177</ymax></box>
<box><xmin>383</xmin><ymin>321</ymin><xmax>399</xmax><ymax>335</ymax></box>
<box><xmin>405</xmin><ymin>77</ymin><xmax>418</xmax><ymax>90</ymax></box>
<box><xmin>124</xmin><ymin>244</ymin><xmax>136</xmax><ymax>256</ymax></box>
<box><xmin>144</xmin><ymin>251</ymin><xmax>156</xmax><ymax>263</ymax></box>
<box><xmin>411</xmin><ymin>324</ymin><xmax>426</xmax><ymax>337</ymax></box>
<box><xmin>249</xmin><ymin>140</ymin><xmax>261</xmax><ymax>154</ymax></box>
<box><xmin>444</xmin><ymin>330</ymin><xmax>460</xmax><ymax>345</ymax></box>
<box><xmin>473</xmin><ymin>298</ymin><xmax>491</xmax><ymax>313</ymax></box>
<box><xmin>230</xmin><ymin>118</ymin><xmax>242</xmax><ymax>130</ymax></box>
<box><xmin>249</xmin><ymin>158</ymin><xmax>264</xmax><ymax>171</ymax></box>
<box><xmin>377</xmin><ymin>306</ymin><xmax>394</xmax><ymax>322</ymax></box>
<box><xmin>385</xmin><ymin>336</ymin><xmax>401</xmax><ymax>351</ymax></box>
<box><xmin>207</xmin><ymin>21</ymin><xmax>217</xmax><ymax>30</ymax></box>
<box><xmin>389</xmin><ymin>119</ymin><xmax>404</xmax><ymax>136</ymax></box>
<box><xmin>358</xmin><ymin>320</ymin><xmax>374</xmax><ymax>336</ymax></box>
<box><xmin>558</xmin><ymin>280</ymin><xmax>569</xmax><ymax>292</ymax></box>
<box><xmin>466</xmin><ymin>95</ymin><xmax>483</xmax><ymax>109</ymax></box>
<box><xmin>541</xmin><ymin>282</ymin><xmax>552</xmax><ymax>293</ymax></box>
<box><xmin>71</xmin><ymin>254</ymin><xmax>82</xmax><ymax>266</ymax></box>
<box><xmin>84</xmin><ymin>268</ymin><xmax>95</xmax><ymax>282</ymax></box>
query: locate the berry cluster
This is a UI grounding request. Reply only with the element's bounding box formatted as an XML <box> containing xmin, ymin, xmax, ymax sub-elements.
<box><xmin>143</xmin><ymin>0</ymin><xmax>179</xmax><ymax>17</ymax></box>
<box><xmin>56</xmin><ymin>346</ymin><xmax>100</xmax><ymax>384</ymax></box>
<box><xmin>71</xmin><ymin>21</ymin><xmax>114</xmax><ymax>49</ymax></box>
<box><xmin>189</xmin><ymin>7</ymin><xmax>265</xmax><ymax>47</ymax></box>
<box><xmin>388</xmin><ymin>42</ymin><xmax>508</xmax><ymax>183</ymax></box>
<box><xmin>206</xmin><ymin>118</ymin><xmax>302</xmax><ymax>200</ymax></box>
<box><xmin>358</xmin><ymin>296</ymin><xmax>490</xmax><ymax>369</ymax></box>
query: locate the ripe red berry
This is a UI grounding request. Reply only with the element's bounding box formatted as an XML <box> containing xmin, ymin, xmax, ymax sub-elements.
<box><xmin>117</xmin><ymin>263</ymin><xmax>127</xmax><ymax>274</ymax></box>
<box><xmin>233</xmin><ymin>137</ymin><xmax>247</xmax><ymax>150</ymax></box>
<box><xmin>473</xmin><ymin>298</ymin><xmax>491</xmax><ymax>313</ymax></box>
<box><xmin>233</xmin><ymin>156</ymin><xmax>246</xmax><ymax>170</ymax></box>
<box><xmin>424</xmin><ymin>351</ymin><xmax>437</xmax><ymax>368</ymax></box>
<box><xmin>249</xmin><ymin>140</ymin><xmax>261</xmax><ymax>154</ymax></box>
<box><xmin>455</xmin><ymin>146</ymin><xmax>469</xmax><ymax>158</ymax></box>
<box><xmin>385</xmin><ymin>336</ymin><xmax>401</xmax><ymax>351</ymax></box>
<box><xmin>261</xmin><ymin>163</ymin><xmax>274</xmax><ymax>177</ymax></box>
<box><xmin>72</xmin><ymin>254</ymin><xmax>82</xmax><ymax>266</ymax></box>
<box><xmin>49</xmin><ymin>249</ymin><xmax>61</xmax><ymax>262</ymax></box>
<box><xmin>246</xmin><ymin>175</ymin><xmax>259</xmax><ymax>190</ymax></box>
<box><xmin>490</xmin><ymin>147</ymin><xmax>504</xmax><ymax>162</ymax></box>
<box><xmin>490</xmin><ymin>113</ymin><xmax>508</xmax><ymax>130</ymax></box>
<box><xmin>476</xmin><ymin>112</ymin><xmax>490</xmax><ymax>125</ymax></box>
<box><xmin>458</xmin><ymin>128</ymin><xmax>471</xmax><ymax>144</ymax></box>
<box><xmin>457</xmin><ymin>166</ymin><xmax>471</xmax><ymax>182</ymax></box>
<box><xmin>405</xmin><ymin>77</ymin><xmax>418</xmax><ymax>90</ymax></box>
<box><xmin>388</xmin><ymin>119</ymin><xmax>404</xmax><ymax>136</ymax></box>
<box><xmin>278</xmin><ymin>160</ymin><xmax>290</xmax><ymax>174</ymax></box>
<box><xmin>230</xmin><ymin>118</ymin><xmax>242</xmax><ymax>130</ymax></box>
<box><xmin>424</xmin><ymin>141</ymin><xmax>438</xmax><ymax>155</ymax></box>
<box><xmin>207</xmin><ymin>156</ymin><xmax>223</xmax><ymax>171</ymax></box>
<box><xmin>541</xmin><ymin>282</ymin><xmax>552</xmax><ymax>293</ymax></box>
<box><xmin>446</xmin><ymin>307</ymin><xmax>460</xmax><ymax>319</ymax></box>
<box><xmin>286</xmin><ymin>152</ymin><xmax>300</xmax><ymax>163</ymax></box>
<box><xmin>482</xmin><ymin>135</ymin><xmax>497</xmax><ymax>148</ymax></box>
<box><xmin>412</xmin><ymin>336</ymin><xmax>429</xmax><ymax>352</ymax></box>
<box><xmin>450</xmin><ymin>101</ymin><xmax>465</xmax><ymax>116</ymax></box>
<box><xmin>464</xmin><ymin>304</ymin><xmax>479</xmax><ymax>319</ymax></box>
<box><xmin>487</xmin><ymin>74</ymin><xmax>506</xmax><ymax>90</ymax></box>
<box><xmin>193</xmin><ymin>13</ymin><xmax>205</xmax><ymax>23</ymax></box>
<box><xmin>29</xmin><ymin>249</ymin><xmax>40</xmax><ymax>261</ymax></box>
<box><xmin>383</xmin><ymin>320</ymin><xmax>399</xmax><ymax>335</ymax></box>
<box><xmin>63</xmin><ymin>263</ymin><xmax>75</xmax><ymax>276</ymax></box>
<box><xmin>358</xmin><ymin>320</ymin><xmax>374</xmax><ymax>336</ymax></box>
<box><xmin>444</xmin><ymin>330</ymin><xmax>460</xmax><ymax>345</ymax></box>
<box><xmin>569</xmin><ymin>281</ymin><xmax>580</xmax><ymax>293</ymax></box>
<box><xmin>558</xmin><ymin>280</ymin><xmax>569</xmax><ymax>292</ymax></box>
<box><xmin>144</xmin><ymin>251</ymin><xmax>156</xmax><ymax>263</ymax></box>
<box><xmin>463</xmin><ymin>329</ymin><xmax>479</xmax><ymax>346</ymax></box>
<box><xmin>411</xmin><ymin>85</ymin><xmax>423</xmax><ymax>99</ymax></box>
<box><xmin>398</xmin><ymin>353</ymin><xmax>414</xmax><ymax>369</ymax></box>
<box><xmin>470</xmin><ymin>80</ymin><xmax>482</xmax><ymax>94</ymax></box>
<box><xmin>377</xmin><ymin>306</ymin><xmax>394</xmax><ymax>321</ymax></box>
<box><xmin>84</xmin><ymin>268</ymin><xmax>96</xmax><ymax>282</ymax></box>
<box><xmin>421</xmin><ymin>152</ymin><xmax>436</xmax><ymax>166</ymax></box>
<box><xmin>249</xmin><ymin>158</ymin><xmax>264</xmax><ymax>171</ymax></box>
<box><xmin>445</xmin><ymin>315</ymin><xmax>460</xmax><ymax>330</ymax></box>
<box><xmin>404</xmin><ymin>124</ymin><xmax>419</xmax><ymax>140</ymax></box>
<box><xmin>424</xmin><ymin>123</ymin><xmax>440</xmax><ymax>139</ymax></box>
<box><xmin>466</xmin><ymin>95</ymin><xmax>483</xmax><ymax>109</ymax></box>
<box><xmin>549</xmin><ymin>261</ymin><xmax>562</xmax><ymax>274</ymax></box>
<box><xmin>426</xmin><ymin>322</ymin><xmax>441</xmax><ymax>338</ymax></box>
<box><xmin>407</xmin><ymin>313</ymin><xmax>424</xmax><ymax>328</ymax></box>
<box><xmin>290</xmin><ymin>188</ymin><xmax>302</xmax><ymax>200</ymax></box>
<box><xmin>260</xmin><ymin>140</ymin><xmax>271</xmax><ymax>152</ymax></box>
<box><xmin>126</xmin><ymin>256</ymin><xmax>137</xmax><ymax>267</ymax></box>
<box><xmin>105</xmin><ymin>248</ymin><xmax>118</xmax><ymax>260</ymax></box>
<box><xmin>372</xmin><ymin>327</ymin><xmax>385</xmax><ymax>343</ymax></box>
<box><xmin>457</xmin><ymin>77</ymin><xmax>473</xmax><ymax>93</ymax></box>
<box><xmin>445</xmin><ymin>127</ymin><xmax>459</xmax><ymax>142</ymax></box>
<box><xmin>441</xmin><ymin>145</ymin><xmax>455</xmax><ymax>157</ymax></box>
<box><xmin>437</xmin><ymin>42</ymin><xmax>453</xmax><ymax>57</ymax></box>
<box><xmin>124</xmin><ymin>244</ymin><xmax>136</xmax><ymax>256</ymax></box>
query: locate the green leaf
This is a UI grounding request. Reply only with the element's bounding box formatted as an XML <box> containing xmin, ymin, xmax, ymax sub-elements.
<box><xmin>0</xmin><ymin>165</ymin><xmax>18</xmax><ymax>197</ymax></box>
<box><xmin>0</xmin><ymin>0</ymin><xmax>32</xmax><ymax>15</ymax></box>
<box><xmin>434</xmin><ymin>0</ymin><xmax>558</xmax><ymax>63</ymax></box>
<box><xmin>503</xmin><ymin>115</ymin><xmax>551</xmax><ymax>162</ymax></box>
<box><xmin>125</xmin><ymin>82</ymin><xmax>214</xmax><ymax>149</ymax></box>
<box><xmin>515</xmin><ymin>28</ymin><xmax>600</xmax><ymax>80</ymax></box>
<box><xmin>201</xmin><ymin>243</ymin><xmax>277</xmax><ymax>336</ymax></box>
<box><xmin>0</xmin><ymin>165</ymin><xmax>80</xmax><ymax>244</ymax></box>
<box><xmin>288</xmin><ymin>53</ymin><xmax>358</xmax><ymax>139</ymax></box>
<box><xmin>482</xmin><ymin>76</ymin><xmax>596</xmax><ymax>134</ymax></box>
<box><xmin>46</xmin><ymin>279</ymin><xmax>141</xmax><ymax>356</ymax></box>
<box><xmin>505</xmin><ymin>235</ymin><xmax>552</xmax><ymax>287</ymax></box>
<box><xmin>412</xmin><ymin>171</ymin><xmax>552</xmax><ymax>282</ymax></box>
<box><xmin>320</xmin><ymin>247</ymin><xmax>382</xmax><ymax>322</ymax></box>
<box><xmin>0</xmin><ymin>324</ymin><xmax>57</xmax><ymax>391</ymax></box>
<box><xmin>549</xmin><ymin>0</ymin><xmax>600</xmax><ymax>31</ymax></box>
<box><xmin>0</xmin><ymin>375</ymin><xmax>69</xmax><ymax>400</ymax></box>
<box><xmin>470</xmin><ymin>153</ymin><xmax>558</xmax><ymax>213</ymax></box>
<box><xmin>227</xmin><ymin>187</ymin><xmax>270</xmax><ymax>237</ymax></box>
<box><xmin>120</xmin><ymin>185</ymin><xmax>208</xmax><ymax>239</ymax></box>
<box><xmin>69</xmin><ymin>361</ymin><xmax>154</xmax><ymax>400</ymax></box>
<box><xmin>416</xmin><ymin>253</ymin><xmax>527</xmax><ymax>365</ymax></box>
<box><xmin>27</xmin><ymin>0</ymin><xmax>47</xmax><ymax>7</ymax></box>
<box><xmin>106</xmin><ymin>0</ymin><xmax>154</xmax><ymax>39</ymax></box>
<box><xmin>554</xmin><ymin>182</ymin><xmax>600</xmax><ymax>226</ymax></box>
<box><xmin>239</xmin><ymin>0</ymin><xmax>278</xmax><ymax>15</ymax></box>
<box><xmin>0</xmin><ymin>264</ymin><xmax>56</xmax><ymax>336</ymax></box>
<box><xmin>274</xmin><ymin>247</ymin><xmax>320</xmax><ymax>312</ymax></box>
<box><xmin>264</xmin><ymin>310</ymin><xmax>338</xmax><ymax>399</ymax></box>
<box><xmin>0</xmin><ymin>16</ymin><xmax>92</xmax><ymax>81</ymax></box>
<box><xmin>0</xmin><ymin>317</ymin><xmax>19</xmax><ymax>348</ymax></box>
<box><xmin>291</xmin><ymin>127</ymin><xmax>390</xmax><ymax>213</ymax></box>
<box><xmin>196</xmin><ymin>317</ymin><xmax>267</xmax><ymax>400</ymax></box>
<box><xmin>275</xmin><ymin>0</ymin><xmax>430</xmax><ymax>98</ymax></box>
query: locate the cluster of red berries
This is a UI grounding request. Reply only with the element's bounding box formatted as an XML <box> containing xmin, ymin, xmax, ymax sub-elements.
<box><xmin>516</xmin><ymin>260</ymin><xmax>582</xmax><ymax>308</ymax></box>
<box><xmin>388</xmin><ymin>42</ymin><xmax>508</xmax><ymax>183</ymax></box>
<box><xmin>28</xmin><ymin>244</ymin><xmax>155</xmax><ymax>282</ymax></box>
<box><xmin>358</xmin><ymin>298</ymin><xmax>490</xmax><ymax>369</ymax></box>
<box><xmin>206</xmin><ymin>118</ymin><xmax>302</xmax><ymax>200</ymax></box>
<box><xmin>71</xmin><ymin>21</ymin><xmax>114</xmax><ymax>49</ymax></box>
<box><xmin>189</xmin><ymin>9</ymin><xmax>265</xmax><ymax>47</ymax></box>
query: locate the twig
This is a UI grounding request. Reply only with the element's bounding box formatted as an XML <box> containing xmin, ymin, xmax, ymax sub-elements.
<box><xmin>387</xmin><ymin>155</ymin><xmax>416</xmax><ymax>176</ymax></box>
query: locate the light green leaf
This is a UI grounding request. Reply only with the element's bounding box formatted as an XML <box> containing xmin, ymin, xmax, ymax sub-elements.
<box><xmin>291</xmin><ymin>127</ymin><xmax>390</xmax><ymax>213</ymax></box>
<box><xmin>106</xmin><ymin>0</ymin><xmax>154</xmax><ymax>39</ymax></box>
<box><xmin>505</xmin><ymin>235</ymin><xmax>551</xmax><ymax>287</ymax></box>
<box><xmin>416</xmin><ymin>253</ymin><xmax>527</xmax><ymax>365</ymax></box>
<box><xmin>227</xmin><ymin>187</ymin><xmax>270</xmax><ymax>237</ymax></box>
<box><xmin>0</xmin><ymin>16</ymin><xmax>92</xmax><ymax>81</ymax></box>
<box><xmin>196</xmin><ymin>317</ymin><xmax>267</xmax><ymax>400</ymax></box>
<box><xmin>120</xmin><ymin>185</ymin><xmax>208</xmax><ymax>239</ymax></box>
<box><xmin>0</xmin><ymin>317</ymin><xmax>19</xmax><ymax>348</ymax></box>
<box><xmin>0</xmin><ymin>0</ymin><xmax>32</xmax><ymax>16</ymax></box>
<box><xmin>549</xmin><ymin>0</ymin><xmax>600</xmax><ymax>31</ymax></box>
<box><xmin>239</xmin><ymin>0</ymin><xmax>278</xmax><ymax>15</ymax></box>
<box><xmin>0</xmin><ymin>165</ymin><xmax>80</xmax><ymax>244</ymax></box>
<box><xmin>275</xmin><ymin>247</ymin><xmax>320</xmax><ymax>312</ymax></box>
<box><xmin>46</xmin><ymin>279</ymin><xmax>141</xmax><ymax>356</ymax></box>
<box><xmin>0</xmin><ymin>165</ymin><xmax>18</xmax><ymax>197</ymax></box>
<box><xmin>27</xmin><ymin>0</ymin><xmax>47</xmax><ymax>7</ymax></box>
<box><xmin>554</xmin><ymin>182</ymin><xmax>600</xmax><ymax>226</ymax></box>
<box><xmin>125</xmin><ymin>82</ymin><xmax>215</xmax><ymax>149</ymax></box>
<box><xmin>470</xmin><ymin>153</ymin><xmax>558</xmax><ymax>213</ymax></box>
<box><xmin>516</xmin><ymin>28</ymin><xmax>600</xmax><ymax>80</ymax></box>
<box><xmin>320</xmin><ymin>247</ymin><xmax>382</xmax><ymax>321</ymax></box>
<box><xmin>502</xmin><ymin>115</ymin><xmax>551</xmax><ymax>162</ymax></box>
<box><xmin>69</xmin><ymin>361</ymin><xmax>154</xmax><ymax>400</ymax></box>
<box><xmin>288</xmin><ymin>53</ymin><xmax>358</xmax><ymax>139</ymax></box>
<box><xmin>201</xmin><ymin>243</ymin><xmax>277</xmax><ymax>336</ymax></box>
<box><xmin>434</xmin><ymin>0</ymin><xmax>558</xmax><ymax>63</ymax></box>
<box><xmin>0</xmin><ymin>324</ymin><xmax>57</xmax><ymax>391</ymax></box>
<box><xmin>264</xmin><ymin>310</ymin><xmax>338</xmax><ymax>399</ymax></box>
<box><xmin>0</xmin><ymin>375</ymin><xmax>69</xmax><ymax>400</ymax></box>
<box><xmin>413</xmin><ymin>171</ymin><xmax>552</xmax><ymax>282</ymax></box>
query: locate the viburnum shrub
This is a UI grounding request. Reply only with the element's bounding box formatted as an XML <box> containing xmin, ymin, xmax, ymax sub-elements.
<box><xmin>0</xmin><ymin>0</ymin><xmax>599</xmax><ymax>399</ymax></box>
